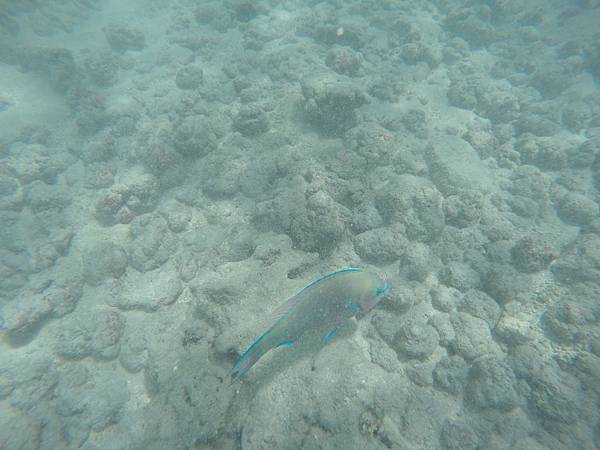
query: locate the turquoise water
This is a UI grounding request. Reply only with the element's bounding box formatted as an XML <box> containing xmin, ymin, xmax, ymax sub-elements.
<box><xmin>1</xmin><ymin>1</ymin><xmax>599</xmax><ymax>449</ymax></box>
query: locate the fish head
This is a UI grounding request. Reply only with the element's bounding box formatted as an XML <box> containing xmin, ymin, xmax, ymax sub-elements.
<box><xmin>356</xmin><ymin>271</ymin><xmax>390</xmax><ymax>313</ymax></box>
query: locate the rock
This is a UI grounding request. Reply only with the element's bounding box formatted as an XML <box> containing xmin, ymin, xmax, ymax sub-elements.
<box><xmin>399</xmin><ymin>242</ymin><xmax>437</xmax><ymax>282</ymax></box>
<box><xmin>390</xmin><ymin>283</ymin><xmax>426</xmax><ymax>313</ymax></box>
<box><xmin>528</xmin><ymin>366</ymin><xmax>583</xmax><ymax>426</ymax></box>
<box><xmin>217</xmin><ymin>225</ymin><xmax>256</xmax><ymax>262</ymax></box>
<box><xmin>56</xmin><ymin>308</ymin><xmax>125</xmax><ymax>360</ymax></box>
<box><xmin>399</xmin><ymin>42</ymin><xmax>441</xmax><ymax>69</ymax></box>
<box><xmin>7</xmin><ymin>143</ymin><xmax>69</xmax><ymax>184</ymax></box>
<box><xmin>107</xmin><ymin>273</ymin><xmax>183</xmax><ymax>312</ymax></box>
<box><xmin>430</xmin><ymin>285</ymin><xmax>462</xmax><ymax>312</ymax></box>
<box><xmin>447</xmin><ymin>72</ymin><xmax>519</xmax><ymax>123</ymax></box>
<box><xmin>174</xmin><ymin>248</ymin><xmax>198</xmax><ymax>282</ymax></box>
<box><xmin>407</xmin><ymin>361</ymin><xmax>436</xmax><ymax>386</ymax></box>
<box><xmin>371</xmin><ymin>310</ymin><xmax>401</xmax><ymax>346</ymax></box>
<box><xmin>24</xmin><ymin>181</ymin><xmax>70</xmax><ymax>212</ymax></box>
<box><xmin>402</xmin><ymin>108</ymin><xmax>429</xmax><ymax>139</ymax></box>
<box><xmin>590</xmin><ymin>336</ymin><xmax>600</xmax><ymax>357</ymax></box>
<box><xmin>350</xmin><ymin>202</ymin><xmax>383</xmax><ymax>234</ymax></box>
<box><xmin>511</xmin><ymin>234</ymin><xmax>558</xmax><ymax>272</ymax></box>
<box><xmin>1</xmin><ymin>294</ymin><xmax>52</xmax><ymax>342</ymax></box>
<box><xmin>457</xmin><ymin>289</ymin><xmax>500</xmax><ymax>328</ymax></box>
<box><xmin>450</xmin><ymin>312</ymin><xmax>499</xmax><ymax>361</ymax></box>
<box><xmin>0</xmin><ymin>351</ymin><xmax>57</xmax><ymax>411</ymax></box>
<box><xmin>191</xmin><ymin>275</ymin><xmax>242</xmax><ymax>307</ymax></box>
<box><xmin>194</xmin><ymin>3</ymin><xmax>233</xmax><ymax>32</ymax></box>
<box><xmin>103</xmin><ymin>24</ymin><xmax>145</xmax><ymax>52</ymax></box>
<box><xmin>175</xmin><ymin>64</ymin><xmax>204</xmax><ymax>90</ymax></box>
<box><xmin>529</xmin><ymin>65</ymin><xmax>571</xmax><ymax>99</ymax></box>
<box><xmin>326</xmin><ymin>45</ymin><xmax>364</xmax><ymax>77</ymax></box>
<box><xmin>515</xmin><ymin>113</ymin><xmax>559</xmax><ymax>137</ymax></box>
<box><xmin>159</xmin><ymin>199</ymin><xmax>191</xmax><ymax>233</ymax></box>
<box><xmin>495</xmin><ymin>313</ymin><xmax>534</xmax><ymax>344</ymax></box>
<box><xmin>0</xmin><ymin>174</ymin><xmax>23</xmax><ymax>211</ymax></box>
<box><xmin>551</xmin><ymin>234</ymin><xmax>600</xmax><ymax>284</ymax></box>
<box><xmin>568</xmin><ymin>137</ymin><xmax>599</xmax><ymax>168</ymax></box>
<box><xmin>29</xmin><ymin>240</ymin><xmax>62</xmax><ymax>272</ymax></box>
<box><xmin>515</xmin><ymin>134</ymin><xmax>566</xmax><ymax>170</ymax></box>
<box><xmin>95</xmin><ymin>190</ymin><xmax>126</xmax><ymax>225</ymax></box>
<box><xmin>77</xmin><ymin>130</ymin><xmax>116</xmax><ymax>163</ymax></box>
<box><xmin>467</xmin><ymin>356</ymin><xmax>520</xmax><ymax>411</ymax></box>
<box><xmin>442</xmin><ymin>191</ymin><xmax>485</xmax><ymax>228</ymax></box>
<box><xmin>441</xmin><ymin>262</ymin><xmax>481</xmax><ymax>291</ymax></box>
<box><xmin>488</xmin><ymin>408</ymin><xmax>535</xmax><ymax>449</ymax></box>
<box><xmin>82</xmin><ymin>50</ymin><xmax>118</xmax><ymax>87</ymax></box>
<box><xmin>233</xmin><ymin>104</ymin><xmax>269</xmax><ymax>136</ymax></box>
<box><xmin>1</xmin><ymin>277</ymin><xmax>82</xmax><ymax>344</ymax></box>
<box><xmin>127</xmin><ymin>214</ymin><xmax>177</xmax><ymax>272</ymax></box>
<box><xmin>83</xmin><ymin>241</ymin><xmax>128</xmax><ymax>286</ymax></box>
<box><xmin>439</xmin><ymin>419</ymin><xmax>480</xmax><ymax>450</ymax></box>
<box><xmin>95</xmin><ymin>172</ymin><xmax>160</xmax><ymax>226</ymax></box>
<box><xmin>542</xmin><ymin>299</ymin><xmax>596</xmax><ymax>344</ymax></box>
<box><xmin>241</xmin><ymin>381</ymin><xmax>309</xmax><ymax>449</ymax></box>
<box><xmin>301</xmin><ymin>73</ymin><xmax>367</xmax><ymax>136</ymax></box>
<box><xmin>201</xmin><ymin>151</ymin><xmax>246</xmax><ymax>199</ymax></box>
<box><xmin>119</xmin><ymin>332</ymin><xmax>148</xmax><ymax>373</ymax></box>
<box><xmin>555</xmin><ymin>191</ymin><xmax>598</xmax><ymax>226</ymax></box>
<box><xmin>511</xmin><ymin>342</ymin><xmax>553</xmax><ymax>381</ymax></box>
<box><xmin>444</xmin><ymin>8</ymin><xmax>498</xmax><ymax>47</ymax></box>
<box><xmin>353</xmin><ymin>225</ymin><xmax>408</xmax><ymax>264</ymax></box>
<box><xmin>433</xmin><ymin>355</ymin><xmax>468</xmax><ymax>395</ymax></box>
<box><xmin>92</xmin><ymin>309</ymin><xmax>126</xmax><ymax>360</ymax></box>
<box><xmin>426</xmin><ymin>135</ymin><xmax>494</xmax><ymax>195</ymax></box>
<box><xmin>67</xmin><ymin>85</ymin><xmax>110</xmax><ymax>135</ymax></box>
<box><xmin>387</xmin><ymin>16</ymin><xmax>423</xmax><ymax>47</ymax></box>
<box><xmin>173</xmin><ymin>115</ymin><xmax>218</xmax><ymax>158</ymax></box>
<box><xmin>574</xmin><ymin>352</ymin><xmax>600</xmax><ymax>393</ymax></box>
<box><xmin>17</xmin><ymin>47</ymin><xmax>78</xmax><ymax>92</ymax></box>
<box><xmin>290</xmin><ymin>189</ymin><xmax>348</xmax><ymax>255</ymax></box>
<box><xmin>298</xmin><ymin>17</ymin><xmax>367</xmax><ymax>50</ymax></box>
<box><xmin>83</xmin><ymin>162</ymin><xmax>115</xmax><ymax>189</ymax></box>
<box><xmin>55</xmin><ymin>366</ymin><xmax>128</xmax><ymax>436</ymax></box>
<box><xmin>508</xmin><ymin>164</ymin><xmax>552</xmax><ymax>204</ymax></box>
<box><xmin>42</xmin><ymin>279</ymin><xmax>83</xmax><ymax>318</ymax></box>
<box><xmin>395</xmin><ymin>322</ymin><xmax>439</xmax><ymax>359</ymax></box>
<box><xmin>511</xmin><ymin>437</ymin><xmax>549</xmax><ymax>450</ymax></box>
<box><xmin>428</xmin><ymin>313</ymin><xmax>455</xmax><ymax>347</ymax></box>
<box><xmin>484</xmin><ymin>264</ymin><xmax>529</xmax><ymax>305</ymax></box>
<box><xmin>562</xmin><ymin>101</ymin><xmax>594</xmax><ymax>133</ymax></box>
<box><xmin>375</xmin><ymin>174</ymin><xmax>444</xmax><ymax>242</ymax></box>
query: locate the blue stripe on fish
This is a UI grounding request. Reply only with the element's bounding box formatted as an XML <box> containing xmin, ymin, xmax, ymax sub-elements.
<box><xmin>229</xmin><ymin>330</ymin><xmax>269</xmax><ymax>384</ymax></box>
<box><xmin>323</xmin><ymin>327</ymin><xmax>338</xmax><ymax>343</ymax></box>
<box><xmin>299</xmin><ymin>268</ymin><xmax>364</xmax><ymax>292</ymax></box>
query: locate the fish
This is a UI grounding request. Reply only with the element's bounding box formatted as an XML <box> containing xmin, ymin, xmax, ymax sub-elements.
<box><xmin>229</xmin><ymin>268</ymin><xmax>390</xmax><ymax>383</ymax></box>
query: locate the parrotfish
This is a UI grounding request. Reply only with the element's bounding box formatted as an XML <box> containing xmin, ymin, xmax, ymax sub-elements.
<box><xmin>230</xmin><ymin>268</ymin><xmax>390</xmax><ymax>383</ymax></box>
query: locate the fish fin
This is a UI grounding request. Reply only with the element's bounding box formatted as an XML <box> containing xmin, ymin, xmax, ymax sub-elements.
<box><xmin>277</xmin><ymin>340</ymin><xmax>297</xmax><ymax>348</ymax></box>
<box><xmin>323</xmin><ymin>326</ymin><xmax>338</xmax><ymax>343</ymax></box>
<box><xmin>269</xmin><ymin>268</ymin><xmax>364</xmax><ymax>325</ymax></box>
<box><xmin>229</xmin><ymin>331</ymin><xmax>271</xmax><ymax>384</ymax></box>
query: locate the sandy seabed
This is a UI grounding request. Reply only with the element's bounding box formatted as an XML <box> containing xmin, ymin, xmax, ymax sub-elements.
<box><xmin>1</xmin><ymin>0</ymin><xmax>600</xmax><ymax>449</ymax></box>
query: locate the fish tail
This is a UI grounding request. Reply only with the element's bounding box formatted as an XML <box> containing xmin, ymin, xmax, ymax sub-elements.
<box><xmin>229</xmin><ymin>331</ymin><xmax>271</xmax><ymax>384</ymax></box>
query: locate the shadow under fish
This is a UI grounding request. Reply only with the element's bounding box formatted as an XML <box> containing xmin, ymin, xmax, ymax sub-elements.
<box><xmin>229</xmin><ymin>268</ymin><xmax>390</xmax><ymax>384</ymax></box>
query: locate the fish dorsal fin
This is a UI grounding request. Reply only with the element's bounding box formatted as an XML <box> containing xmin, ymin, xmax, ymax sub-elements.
<box><xmin>268</xmin><ymin>268</ymin><xmax>364</xmax><ymax>325</ymax></box>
